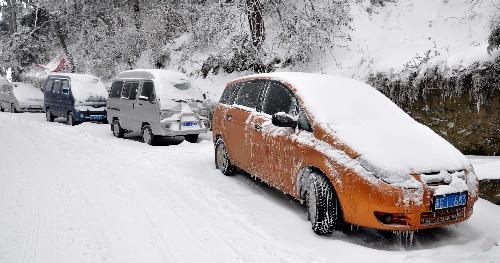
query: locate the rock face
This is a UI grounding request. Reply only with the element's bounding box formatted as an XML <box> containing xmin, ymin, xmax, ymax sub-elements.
<box><xmin>403</xmin><ymin>88</ymin><xmax>500</xmax><ymax>156</ymax></box>
<box><xmin>480</xmin><ymin>179</ymin><xmax>500</xmax><ymax>205</ymax></box>
<box><xmin>368</xmin><ymin>55</ymin><xmax>500</xmax><ymax>156</ymax></box>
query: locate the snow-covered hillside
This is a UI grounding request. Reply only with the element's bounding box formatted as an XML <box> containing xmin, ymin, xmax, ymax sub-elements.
<box><xmin>0</xmin><ymin>112</ymin><xmax>499</xmax><ymax>263</ymax></box>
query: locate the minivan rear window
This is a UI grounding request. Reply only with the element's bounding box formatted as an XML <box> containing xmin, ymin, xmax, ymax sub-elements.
<box><xmin>219</xmin><ymin>83</ymin><xmax>241</xmax><ymax>105</ymax></box>
<box><xmin>110</xmin><ymin>81</ymin><xmax>123</xmax><ymax>98</ymax></box>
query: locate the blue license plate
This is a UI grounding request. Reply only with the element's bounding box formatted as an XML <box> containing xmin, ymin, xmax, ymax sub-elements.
<box><xmin>89</xmin><ymin>115</ymin><xmax>105</xmax><ymax>121</ymax></box>
<box><xmin>182</xmin><ymin>122</ymin><xmax>198</xmax><ymax>127</ymax></box>
<box><xmin>433</xmin><ymin>192</ymin><xmax>468</xmax><ymax>210</ymax></box>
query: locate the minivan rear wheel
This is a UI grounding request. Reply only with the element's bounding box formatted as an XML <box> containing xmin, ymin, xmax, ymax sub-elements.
<box><xmin>306</xmin><ymin>172</ymin><xmax>343</xmax><ymax>235</ymax></box>
<box><xmin>46</xmin><ymin>110</ymin><xmax>54</xmax><ymax>122</ymax></box>
<box><xmin>112</xmin><ymin>120</ymin><xmax>124</xmax><ymax>138</ymax></box>
<box><xmin>185</xmin><ymin>134</ymin><xmax>199</xmax><ymax>143</ymax></box>
<box><xmin>215</xmin><ymin>138</ymin><xmax>235</xmax><ymax>176</ymax></box>
<box><xmin>142</xmin><ymin>125</ymin><xmax>156</xmax><ymax>145</ymax></box>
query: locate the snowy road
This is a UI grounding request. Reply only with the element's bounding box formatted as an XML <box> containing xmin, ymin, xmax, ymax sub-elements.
<box><xmin>0</xmin><ymin>112</ymin><xmax>499</xmax><ymax>263</ymax></box>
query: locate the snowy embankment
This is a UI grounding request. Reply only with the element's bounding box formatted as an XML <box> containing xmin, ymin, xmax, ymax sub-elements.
<box><xmin>468</xmin><ymin>156</ymin><xmax>500</xmax><ymax>180</ymax></box>
<box><xmin>0</xmin><ymin>112</ymin><xmax>499</xmax><ymax>263</ymax></box>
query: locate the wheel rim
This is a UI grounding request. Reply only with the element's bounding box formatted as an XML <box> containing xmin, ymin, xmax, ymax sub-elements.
<box><xmin>11</xmin><ymin>104</ymin><xmax>14</xmax><ymax>112</ymax></box>
<box><xmin>216</xmin><ymin>142</ymin><xmax>228</xmax><ymax>171</ymax></box>
<box><xmin>69</xmin><ymin>115</ymin><xmax>73</xmax><ymax>125</ymax></box>
<box><xmin>308</xmin><ymin>186</ymin><xmax>318</xmax><ymax>224</ymax></box>
<box><xmin>46</xmin><ymin>111</ymin><xmax>50</xmax><ymax>120</ymax></box>
<box><xmin>143</xmin><ymin>128</ymin><xmax>151</xmax><ymax>144</ymax></box>
<box><xmin>113</xmin><ymin>122</ymin><xmax>120</xmax><ymax>136</ymax></box>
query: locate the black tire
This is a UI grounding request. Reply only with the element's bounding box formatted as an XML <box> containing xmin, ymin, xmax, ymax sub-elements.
<box><xmin>215</xmin><ymin>138</ymin><xmax>235</xmax><ymax>176</ymax></box>
<box><xmin>112</xmin><ymin>120</ymin><xmax>124</xmax><ymax>138</ymax></box>
<box><xmin>10</xmin><ymin>104</ymin><xmax>17</xmax><ymax>113</ymax></box>
<box><xmin>0</xmin><ymin>104</ymin><xmax>4</xmax><ymax>112</ymax></box>
<box><xmin>306</xmin><ymin>172</ymin><xmax>343</xmax><ymax>235</ymax></box>
<box><xmin>142</xmin><ymin>124</ymin><xmax>156</xmax><ymax>145</ymax></box>
<box><xmin>46</xmin><ymin>110</ymin><xmax>54</xmax><ymax>122</ymax></box>
<box><xmin>185</xmin><ymin>134</ymin><xmax>199</xmax><ymax>143</ymax></box>
<box><xmin>67</xmin><ymin>112</ymin><xmax>77</xmax><ymax>126</ymax></box>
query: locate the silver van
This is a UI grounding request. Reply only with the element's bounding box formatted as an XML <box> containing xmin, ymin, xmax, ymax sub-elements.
<box><xmin>0</xmin><ymin>78</ymin><xmax>44</xmax><ymax>113</ymax></box>
<box><xmin>107</xmin><ymin>69</ymin><xmax>210</xmax><ymax>145</ymax></box>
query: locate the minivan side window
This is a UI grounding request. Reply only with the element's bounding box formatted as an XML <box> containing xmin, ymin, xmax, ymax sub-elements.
<box><xmin>53</xmin><ymin>80</ymin><xmax>62</xmax><ymax>93</ymax></box>
<box><xmin>219</xmin><ymin>83</ymin><xmax>241</xmax><ymax>105</ymax></box>
<box><xmin>235</xmin><ymin>81</ymin><xmax>266</xmax><ymax>110</ymax></box>
<box><xmin>262</xmin><ymin>82</ymin><xmax>293</xmax><ymax>116</ymax></box>
<box><xmin>61</xmin><ymin>79</ymin><xmax>70</xmax><ymax>94</ymax></box>
<box><xmin>45</xmin><ymin>79</ymin><xmax>54</xmax><ymax>92</ymax></box>
<box><xmin>110</xmin><ymin>81</ymin><xmax>123</xmax><ymax>98</ymax></box>
<box><xmin>140</xmin><ymin>81</ymin><xmax>156</xmax><ymax>103</ymax></box>
<box><xmin>122</xmin><ymin>82</ymin><xmax>139</xmax><ymax>100</ymax></box>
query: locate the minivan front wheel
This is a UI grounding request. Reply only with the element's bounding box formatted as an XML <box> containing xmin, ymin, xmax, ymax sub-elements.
<box><xmin>306</xmin><ymin>172</ymin><xmax>343</xmax><ymax>235</ymax></box>
<box><xmin>112</xmin><ymin>120</ymin><xmax>124</xmax><ymax>138</ymax></box>
<box><xmin>215</xmin><ymin>138</ymin><xmax>235</xmax><ymax>176</ymax></box>
<box><xmin>67</xmin><ymin>112</ymin><xmax>77</xmax><ymax>126</ymax></box>
<box><xmin>185</xmin><ymin>134</ymin><xmax>199</xmax><ymax>143</ymax></box>
<box><xmin>142</xmin><ymin>125</ymin><xmax>156</xmax><ymax>145</ymax></box>
<box><xmin>46</xmin><ymin>110</ymin><xmax>54</xmax><ymax>122</ymax></box>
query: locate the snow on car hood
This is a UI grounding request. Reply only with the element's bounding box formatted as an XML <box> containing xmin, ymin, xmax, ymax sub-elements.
<box><xmin>56</xmin><ymin>74</ymin><xmax>108</xmax><ymax>103</ymax></box>
<box><xmin>12</xmin><ymin>82</ymin><xmax>44</xmax><ymax>103</ymax></box>
<box><xmin>251</xmin><ymin>72</ymin><xmax>470</xmax><ymax>183</ymax></box>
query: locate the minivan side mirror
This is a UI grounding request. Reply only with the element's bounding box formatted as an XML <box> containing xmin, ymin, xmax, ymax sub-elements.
<box><xmin>272</xmin><ymin>113</ymin><xmax>297</xmax><ymax>129</ymax></box>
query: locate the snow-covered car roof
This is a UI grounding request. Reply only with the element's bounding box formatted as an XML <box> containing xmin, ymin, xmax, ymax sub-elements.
<box><xmin>49</xmin><ymin>73</ymin><xmax>108</xmax><ymax>102</ymax></box>
<box><xmin>115</xmin><ymin>69</ymin><xmax>204</xmax><ymax>109</ymax></box>
<box><xmin>238</xmin><ymin>72</ymin><xmax>470</xmax><ymax>181</ymax></box>
<box><xmin>12</xmin><ymin>82</ymin><xmax>43</xmax><ymax>102</ymax></box>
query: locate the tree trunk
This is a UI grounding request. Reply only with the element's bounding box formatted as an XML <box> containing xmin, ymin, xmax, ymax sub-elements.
<box><xmin>53</xmin><ymin>19</ymin><xmax>76</xmax><ymax>72</ymax></box>
<box><xmin>130</xmin><ymin>0</ymin><xmax>141</xmax><ymax>29</ymax></box>
<box><xmin>5</xmin><ymin>0</ymin><xmax>18</xmax><ymax>34</ymax></box>
<box><xmin>246</xmin><ymin>0</ymin><xmax>265</xmax><ymax>48</ymax></box>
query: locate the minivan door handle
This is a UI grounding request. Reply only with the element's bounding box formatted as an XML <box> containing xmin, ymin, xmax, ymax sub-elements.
<box><xmin>226</xmin><ymin>114</ymin><xmax>232</xmax><ymax>121</ymax></box>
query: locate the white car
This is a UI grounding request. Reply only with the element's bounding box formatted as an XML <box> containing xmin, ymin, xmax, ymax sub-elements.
<box><xmin>0</xmin><ymin>78</ymin><xmax>44</xmax><ymax>113</ymax></box>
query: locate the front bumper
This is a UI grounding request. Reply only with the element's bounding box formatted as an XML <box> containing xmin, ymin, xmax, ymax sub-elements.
<box><xmin>74</xmin><ymin>110</ymin><xmax>107</xmax><ymax>122</ymax></box>
<box><xmin>156</xmin><ymin>119</ymin><xmax>208</xmax><ymax>137</ymax></box>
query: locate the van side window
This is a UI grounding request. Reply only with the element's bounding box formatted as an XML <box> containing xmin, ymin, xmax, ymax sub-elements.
<box><xmin>263</xmin><ymin>82</ymin><xmax>293</xmax><ymax>116</ymax></box>
<box><xmin>219</xmin><ymin>83</ymin><xmax>241</xmax><ymax>105</ymax></box>
<box><xmin>235</xmin><ymin>81</ymin><xmax>266</xmax><ymax>110</ymax></box>
<box><xmin>110</xmin><ymin>81</ymin><xmax>123</xmax><ymax>98</ymax></box>
<box><xmin>122</xmin><ymin>82</ymin><xmax>139</xmax><ymax>99</ymax></box>
<box><xmin>140</xmin><ymin>81</ymin><xmax>156</xmax><ymax>102</ymax></box>
<box><xmin>61</xmin><ymin>79</ymin><xmax>70</xmax><ymax>94</ymax></box>
<box><xmin>45</xmin><ymin>79</ymin><xmax>54</xmax><ymax>92</ymax></box>
<box><xmin>53</xmin><ymin>80</ymin><xmax>62</xmax><ymax>93</ymax></box>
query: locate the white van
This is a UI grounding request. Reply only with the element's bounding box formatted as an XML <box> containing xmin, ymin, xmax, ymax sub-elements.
<box><xmin>107</xmin><ymin>69</ymin><xmax>210</xmax><ymax>145</ymax></box>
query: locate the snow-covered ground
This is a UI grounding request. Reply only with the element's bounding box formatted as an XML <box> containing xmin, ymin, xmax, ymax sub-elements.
<box><xmin>0</xmin><ymin>112</ymin><xmax>499</xmax><ymax>263</ymax></box>
<box><xmin>469</xmin><ymin>156</ymin><xmax>500</xmax><ymax>180</ymax></box>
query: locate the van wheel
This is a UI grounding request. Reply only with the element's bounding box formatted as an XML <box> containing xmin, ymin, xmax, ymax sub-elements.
<box><xmin>142</xmin><ymin>125</ymin><xmax>156</xmax><ymax>145</ymax></box>
<box><xmin>10</xmin><ymin>104</ymin><xmax>17</xmax><ymax>113</ymax></box>
<box><xmin>0</xmin><ymin>105</ymin><xmax>4</xmax><ymax>112</ymax></box>
<box><xmin>306</xmin><ymin>172</ymin><xmax>343</xmax><ymax>235</ymax></box>
<box><xmin>67</xmin><ymin>112</ymin><xmax>77</xmax><ymax>126</ymax></box>
<box><xmin>185</xmin><ymin>134</ymin><xmax>199</xmax><ymax>143</ymax></box>
<box><xmin>215</xmin><ymin>138</ymin><xmax>235</xmax><ymax>176</ymax></box>
<box><xmin>46</xmin><ymin>110</ymin><xmax>54</xmax><ymax>122</ymax></box>
<box><xmin>112</xmin><ymin>120</ymin><xmax>124</xmax><ymax>138</ymax></box>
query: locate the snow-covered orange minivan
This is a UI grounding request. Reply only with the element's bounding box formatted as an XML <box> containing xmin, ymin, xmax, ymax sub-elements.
<box><xmin>212</xmin><ymin>72</ymin><xmax>479</xmax><ymax>235</ymax></box>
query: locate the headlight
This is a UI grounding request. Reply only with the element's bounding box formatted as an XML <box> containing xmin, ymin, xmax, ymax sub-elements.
<box><xmin>160</xmin><ymin>109</ymin><xmax>175</xmax><ymax>119</ymax></box>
